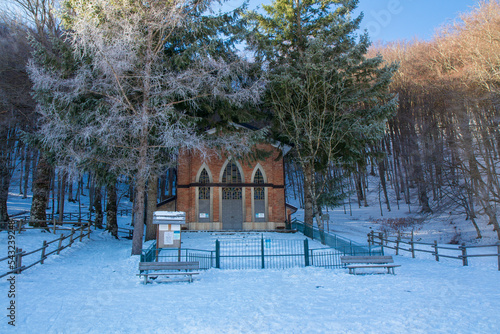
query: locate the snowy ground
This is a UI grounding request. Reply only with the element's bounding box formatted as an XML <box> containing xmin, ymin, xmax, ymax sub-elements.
<box><xmin>2</xmin><ymin>229</ymin><xmax>500</xmax><ymax>333</ymax></box>
<box><xmin>3</xmin><ymin>180</ymin><xmax>500</xmax><ymax>333</ymax></box>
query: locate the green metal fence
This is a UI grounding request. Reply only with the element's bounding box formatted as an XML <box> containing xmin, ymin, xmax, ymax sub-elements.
<box><xmin>215</xmin><ymin>238</ymin><xmax>310</xmax><ymax>269</ymax></box>
<box><xmin>140</xmin><ymin>222</ymin><xmax>381</xmax><ymax>270</ymax></box>
<box><xmin>141</xmin><ymin>243</ymin><xmax>215</xmax><ymax>270</ymax></box>
<box><xmin>291</xmin><ymin>219</ymin><xmax>381</xmax><ymax>256</ymax></box>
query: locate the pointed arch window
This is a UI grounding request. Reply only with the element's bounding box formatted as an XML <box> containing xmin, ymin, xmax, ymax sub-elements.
<box><xmin>222</xmin><ymin>162</ymin><xmax>242</xmax><ymax>183</ymax></box>
<box><xmin>254</xmin><ymin>169</ymin><xmax>265</xmax><ymax>200</ymax></box>
<box><xmin>222</xmin><ymin>161</ymin><xmax>242</xmax><ymax>200</ymax></box>
<box><xmin>198</xmin><ymin>169</ymin><xmax>210</xmax><ymax>200</ymax></box>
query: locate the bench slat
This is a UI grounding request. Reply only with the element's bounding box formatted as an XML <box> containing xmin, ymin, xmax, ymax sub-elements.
<box><xmin>340</xmin><ymin>256</ymin><xmax>400</xmax><ymax>275</ymax></box>
<box><xmin>346</xmin><ymin>264</ymin><xmax>401</xmax><ymax>269</ymax></box>
<box><xmin>137</xmin><ymin>272</ymin><xmax>199</xmax><ymax>277</ymax></box>
<box><xmin>138</xmin><ymin>261</ymin><xmax>201</xmax><ymax>284</ymax></box>
<box><xmin>139</xmin><ymin>261</ymin><xmax>200</xmax><ymax>271</ymax></box>
<box><xmin>340</xmin><ymin>256</ymin><xmax>394</xmax><ymax>264</ymax></box>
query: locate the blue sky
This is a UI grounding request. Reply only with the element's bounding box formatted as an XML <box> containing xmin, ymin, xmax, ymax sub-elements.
<box><xmin>222</xmin><ymin>0</ymin><xmax>480</xmax><ymax>43</ymax></box>
<box><xmin>355</xmin><ymin>0</ymin><xmax>479</xmax><ymax>43</ymax></box>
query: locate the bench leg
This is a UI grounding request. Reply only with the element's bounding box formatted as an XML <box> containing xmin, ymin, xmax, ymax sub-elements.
<box><xmin>144</xmin><ymin>274</ymin><xmax>148</xmax><ymax>284</ymax></box>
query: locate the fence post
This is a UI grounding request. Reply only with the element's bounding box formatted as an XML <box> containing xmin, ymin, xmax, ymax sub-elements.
<box><xmin>367</xmin><ymin>233</ymin><xmax>371</xmax><ymax>247</ymax></box>
<box><xmin>378</xmin><ymin>233</ymin><xmax>384</xmax><ymax>255</ymax></box>
<box><xmin>460</xmin><ymin>243</ymin><xmax>468</xmax><ymax>266</ymax></box>
<box><xmin>434</xmin><ymin>240</ymin><xmax>439</xmax><ymax>261</ymax></box>
<box><xmin>88</xmin><ymin>223</ymin><xmax>91</xmax><ymax>239</ymax></box>
<box><xmin>41</xmin><ymin>240</ymin><xmax>47</xmax><ymax>264</ymax></box>
<box><xmin>79</xmin><ymin>226</ymin><xmax>84</xmax><ymax>242</ymax></box>
<box><xmin>70</xmin><ymin>228</ymin><xmax>74</xmax><ymax>246</ymax></box>
<box><xmin>410</xmin><ymin>231</ymin><xmax>415</xmax><ymax>258</ymax></box>
<box><xmin>261</xmin><ymin>237</ymin><xmax>265</xmax><ymax>269</ymax></box>
<box><xmin>57</xmin><ymin>234</ymin><xmax>64</xmax><ymax>255</ymax></box>
<box><xmin>396</xmin><ymin>233</ymin><xmax>400</xmax><ymax>256</ymax></box>
<box><xmin>53</xmin><ymin>219</ymin><xmax>56</xmax><ymax>234</ymax></box>
<box><xmin>497</xmin><ymin>243</ymin><xmax>500</xmax><ymax>271</ymax></box>
<box><xmin>15</xmin><ymin>248</ymin><xmax>22</xmax><ymax>274</ymax></box>
<box><xmin>215</xmin><ymin>240</ymin><xmax>220</xmax><ymax>269</ymax></box>
<box><xmin>304</xmin><ymin>239</ymin><xmax>310</xmax><ymax>266</ymax></box>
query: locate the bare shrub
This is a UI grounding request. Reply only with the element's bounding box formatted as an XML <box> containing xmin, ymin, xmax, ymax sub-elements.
<box><xmin>372</xmin><ymin>217</ymin><xmax>420</xmax><ymax>233</ymax></box>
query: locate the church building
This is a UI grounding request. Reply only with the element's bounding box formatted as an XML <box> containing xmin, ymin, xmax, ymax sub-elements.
<box><xmin>157</xmin><ymin>137</ymin><xmax>296</xmax><ymax>231</ymax></box>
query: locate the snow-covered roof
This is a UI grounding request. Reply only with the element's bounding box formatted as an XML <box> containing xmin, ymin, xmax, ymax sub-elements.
<box><xmin>153</xmin><ymin>211</ymin><xmax>186</xmax><ymax>224</ymax></box>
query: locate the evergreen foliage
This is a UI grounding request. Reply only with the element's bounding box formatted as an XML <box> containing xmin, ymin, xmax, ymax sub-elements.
<box><xmin>246</xmin><ymin>0</ymin><xmax>397</xmax><ymax>231</ymax></box>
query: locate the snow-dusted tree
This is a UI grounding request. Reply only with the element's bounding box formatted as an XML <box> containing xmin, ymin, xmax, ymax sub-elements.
<box><xmin>29</xmin><ymin>0</ymin><xmax>263</xmax><ymax>254</ymax></box>
<box><xmin>247</xmin><ymin>0</ymin><xmax>397</xmax><ymax>238</ymax></box>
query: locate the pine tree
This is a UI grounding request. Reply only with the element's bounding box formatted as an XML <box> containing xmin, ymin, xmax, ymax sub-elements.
<box><xmin>247</xmin><ymin>0</ymin><xmax>397</xmax><ymax>237</ymax></box>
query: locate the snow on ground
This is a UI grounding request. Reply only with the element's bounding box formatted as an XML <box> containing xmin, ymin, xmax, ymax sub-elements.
<box><xmin>3</xmin><ymin>177</ymin><xmax>500</xmax><ymax>333</ymax></box>
<box><xmin>1</xmin><ymin>230</ymin><xmax>500</xmax><ymax>333</ymax></box>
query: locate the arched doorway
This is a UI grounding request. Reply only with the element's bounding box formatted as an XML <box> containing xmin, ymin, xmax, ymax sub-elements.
<box><xmin>221</xmin><ymin>161</ymin><xmax>243</xmax><ymax>230</ymax></box>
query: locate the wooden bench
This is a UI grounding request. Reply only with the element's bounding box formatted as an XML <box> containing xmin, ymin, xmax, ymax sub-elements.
<box><xmin>341</xmin><ymin>256</ymin><xmax>401</xmax><ymax>275</ymax></box>
<box><xmin>137</xmin><ymin>261</ymin><xmax>200</xmax><ymax>284</ymax></box>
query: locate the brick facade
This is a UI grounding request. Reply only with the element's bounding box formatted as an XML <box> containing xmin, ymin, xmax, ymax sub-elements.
<box><xmin>174</xmin><ymin>143</ymin><xmax>287</xmax><ymax>230</ymax></box>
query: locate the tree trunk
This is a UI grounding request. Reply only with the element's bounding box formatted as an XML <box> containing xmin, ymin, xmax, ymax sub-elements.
<box><xmin>23</xmin><ymin>147</ymin><xmax>31</xmax><ymax>199</ymax></box>
<box><xmin>0</xmin><ymin>154</ymin><xmax>11</xmax><ymax>223</ymax></box>
<box><xmin>94</xmin><ymin>186</ymin><xmax>103</xmax><ymax>229</ymax></box>
<box><xmin>31</xmin><ymin>149</ymin><xmax>38</xmax><ymax>193</ymax></box>
<box><xmin>68</xmin><ymin>177</ymin><xmax>74</xmax><ymax>202</ymax></box>
<box><xmin>145</xmin><ymin>175</ymin><xmax>158</xmax><ymax>241</ymax></box>
<box><xmin>106</xmin><ymin>182</ymin><xmax>118</xmax><ymax>239</ymax></box>
<box><xmin>30</xmin><ymin>154</ymin><xmax>52</xmax><ymax>227</ymax></box>
<box><xmin>58</xmin><ymin>171</ymin><xmax>67</xmax><ymax>223</ymax></box>
<box><xmin>470</xmin><ymin>216</ymin><xmax>482</xmax><ymax>239</ymax></box>
<box><xmin>0</xmin><ymin>127</ymin><xmax>16</xmax><ymax>223</ymax></box>
<box><xmin>378</xmin><ymin>158</ymin><xmax>391</xmax><ymax>212</ymax></box>
<box><xmin>18</xmin><ymin>143</ymin><xmax>25</xmax><ymax>195</ymax></box>
<box><xmin>131</xmin><ymin>178</ymin><xmax>146</xmax><ymax>255</ymax></box>
<box><xmin>303</xmin><ymin>164</ymin><xmax>314</xmax><ymax>225</ymax></box>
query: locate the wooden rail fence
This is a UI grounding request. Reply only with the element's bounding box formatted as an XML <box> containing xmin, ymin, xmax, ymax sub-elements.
<box><xmin>4</xmin><ymin>219</ymin><xmax>91</xmax><ymax>234</ymax></box>
<box><xmin>0</xmin><ymin>223</ymin><xmax>92</xmax><ymax>278</ymax></box>
<box><xmin>368</xmin><ymin>231</ymin><xmax>500</xmax><ymax>270</ymax></box>
<box><xmin>3</xmin><ymin>215</ymin><xmax>132</xmax><ymax>239</ymax></box>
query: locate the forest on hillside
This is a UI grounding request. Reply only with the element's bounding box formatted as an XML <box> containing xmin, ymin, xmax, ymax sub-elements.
<box><xmin>2</xmin><ymin>0</ymin><xmax>500</xmax><ymax>250</ymax></box>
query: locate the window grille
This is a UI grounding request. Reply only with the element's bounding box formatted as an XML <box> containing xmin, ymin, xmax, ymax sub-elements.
<box><xmin>222</xmin><ymin>187</ymin><xmax>243</xmax><ymax>200</ymax></box>
<box><xmin>222</xmin><ymin>162</ymin><xmax>242</xmax><ymax>183</ymax></box>
<box><xmin>199</xmin><ymin>169</ymin><xmax>210</xmax><ymax>200</ymax></box>
<box><xmin>254</xmin><ymin>169</ymin><xmax>265</xmax><ymax>200</ymax></box>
